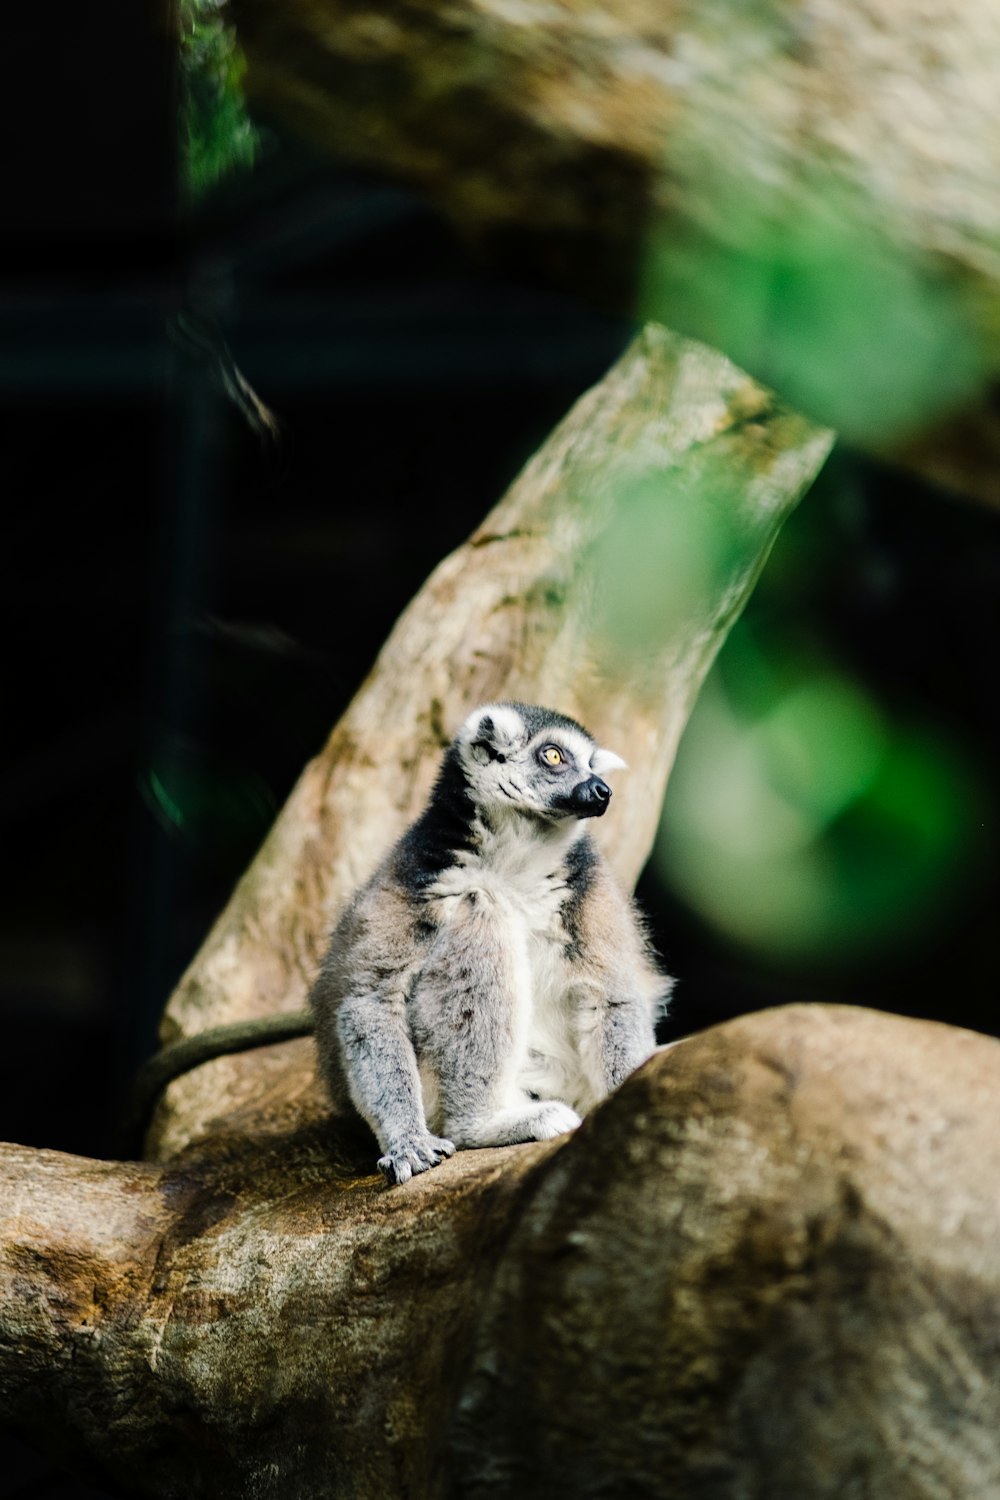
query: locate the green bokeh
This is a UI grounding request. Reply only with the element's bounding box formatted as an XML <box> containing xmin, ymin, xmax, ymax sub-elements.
<box><xmin>641</xmin><ymin>171</ymin><xmax>989</xmax><ymax>445</ymax></box>
<box><xmin>592</xmin><ymin>468</ymin><xmax>749</xmax><ymax>666</ymax></box>
<box><xmin>657</xmin><ymin>628</ymin><xmax>983</xmax><ymax>964</ymax></box>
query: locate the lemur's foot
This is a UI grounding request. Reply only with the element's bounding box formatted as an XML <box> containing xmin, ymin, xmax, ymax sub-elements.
<box><xmin>526</xmin><ymin>1100</ymin><xmax>582</xmax><ymax>1140</ymax></box>
<box><xmin>378</xmin><ymin>1133</ymin><xmax>456</xmax><ymax>1186</ymax></box>
<box><xmin>450</xmin><ymin>1100</ymin><xmax>582</xmax><ymax>1148</ymax></box>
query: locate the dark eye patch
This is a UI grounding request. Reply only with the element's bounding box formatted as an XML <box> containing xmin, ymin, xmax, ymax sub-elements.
<box><xmin>475</xmin><ymin>740</ymin><xmax>506</xmax><ymax>764</ymax></box>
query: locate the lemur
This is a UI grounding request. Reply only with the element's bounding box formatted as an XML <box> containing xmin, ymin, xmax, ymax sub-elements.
<box><xmin>125</xmin><ymin>703</ymin><xmax>672</xmax><ymax>1177</ymax></box>
<box><xmin>310</xmin><ymin>702</ymin><xmax>672</xmax><ymax>1184</ymax></box>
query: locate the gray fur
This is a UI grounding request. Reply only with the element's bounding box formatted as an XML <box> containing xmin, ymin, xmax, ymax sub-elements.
<box><xmin>310</xmin><ymin>702</ymin><xmax>672</xmax><ymax>1184</ymax></box>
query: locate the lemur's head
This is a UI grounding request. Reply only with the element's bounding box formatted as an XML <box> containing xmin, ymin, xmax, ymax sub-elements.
<box><xmin>454</xmin><ymin>702</ymin><xmax>626</xmax><ymax>821</ymax></box>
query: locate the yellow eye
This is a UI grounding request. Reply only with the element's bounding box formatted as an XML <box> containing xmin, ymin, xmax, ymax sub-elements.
<box><xmin>541</xmin><ymin>746</ymin><xmax>563</xmax><ymax>766</ymax></box>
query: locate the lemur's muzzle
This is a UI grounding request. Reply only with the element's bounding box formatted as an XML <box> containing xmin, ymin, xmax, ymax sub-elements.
<box><xmin>571</xmin><ymin>776</ymin><xmax>612</xmax><ymax>818</ymax></box>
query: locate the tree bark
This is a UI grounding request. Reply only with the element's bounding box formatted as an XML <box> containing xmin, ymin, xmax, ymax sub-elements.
<box><xmin>3</xmin><ymin>1008</ymin><xmax>1000</xmax><ymax>1498</ymax></box>
<box><xmin>227</xmin><ymin>0</ymin><xmax>1000</xmax><ymax>503</ymax></box>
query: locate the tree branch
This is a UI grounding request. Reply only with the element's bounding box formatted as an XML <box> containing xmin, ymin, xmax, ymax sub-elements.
<box><xmin>228</xmin><ymin>0</ymin><xmax>1000</xmax><ymax>504</ymax></box>
<box><xmin>3</xmin><ymin>1009</ymin><xmax>1000</xmax><ymax>1497</ymax></box>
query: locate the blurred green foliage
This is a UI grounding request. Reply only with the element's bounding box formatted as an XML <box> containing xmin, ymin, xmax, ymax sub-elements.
<box><xmin>639</xmin><ymin>0</ymin><xmax>990</xmax><ymax>449</ymax></box>
<box><xmin>655</xmin><ymin>555</ymin><xmax>985</xmax><ymax>968</ymax></box>
<box><xmin>636</xmin><ymin>11</ymin><xmax>991</xmax><ymax>962</ymax></box>
<box><xmin>179</xmin><ymin>0</ymin><xmax>259</xmax><ymax>200</ymax></box>
<box><xmin>641</xmin><ymin>174</ymin><xmax>989</xmax><ymax>446</ymax></box>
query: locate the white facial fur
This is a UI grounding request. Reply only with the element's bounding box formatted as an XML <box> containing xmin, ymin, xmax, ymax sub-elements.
<box><xmin>456</xmin><ymin>703</ymin><xmax>627</xmax><ymax>820</ymax></box>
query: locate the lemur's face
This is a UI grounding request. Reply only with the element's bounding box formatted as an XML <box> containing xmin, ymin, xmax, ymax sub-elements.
<box><xmin>456</xmin><ymin>702</ymin><xmax>626</xmax><ymax>821</ymax></box>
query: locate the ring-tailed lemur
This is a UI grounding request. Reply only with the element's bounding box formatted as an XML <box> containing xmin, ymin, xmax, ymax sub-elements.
<box><xmin>310</xmin><ymin>702</ymin><xmax>672</xmax><ymax>1185</ymax></box>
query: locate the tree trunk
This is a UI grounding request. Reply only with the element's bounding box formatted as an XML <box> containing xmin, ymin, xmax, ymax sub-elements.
<box><xmin>14</xmin><ymin>328</ymin><xmax>998</xmax><ymax>1498</ymax></box>
<box><xmin>227</xmin><ymin>0</ymin><xmax>1000</xmax><ymax>504</ymax></box>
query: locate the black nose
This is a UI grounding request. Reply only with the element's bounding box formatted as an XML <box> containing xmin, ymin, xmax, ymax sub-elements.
<box><xmin>574</xmin><ymin>776</ymin><xmax>612</xmax><ymax>817</ymax></box>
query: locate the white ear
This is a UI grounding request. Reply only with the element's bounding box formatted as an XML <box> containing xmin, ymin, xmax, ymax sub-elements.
<box><xmin>460</xmin><ymin>702</ymin><xmax>525</xmax><ymax>752</ymax></box>
<box><xmin>591</xmin><ymin>747</ymin><xmax>628</xmax><ymax>775</ymax></box>
<box><xmin>485</xmin><ymin>704</ymin><xmax>527</xmax><ymax>750</ymax></box>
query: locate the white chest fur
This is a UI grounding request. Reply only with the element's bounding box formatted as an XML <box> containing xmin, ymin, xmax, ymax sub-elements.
<box><xmin>427</xmin><ymin>815</ymin><xmax>580</xmax><ymax>934</ymax></box>
<box><xmin>426</xmin><ymin>814</ymin><xmax>591</xmax><ymax>1108</ymax></box>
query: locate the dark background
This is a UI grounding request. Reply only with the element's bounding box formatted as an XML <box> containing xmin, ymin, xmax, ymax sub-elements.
<box><xmin>1</xmin><ymin>6</ymin><xmax>997</xmax><ymax>1494</ymax></box>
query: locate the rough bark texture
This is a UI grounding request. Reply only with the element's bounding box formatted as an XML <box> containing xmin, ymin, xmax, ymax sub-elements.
<box><xmin>151</xmin><ymin>323</ymin><xmax>831</xmax><ymax>1161</ymax></box>
<box><xmin>228</xmin><ymin>0</ymin><xmax>1000</xmax><ymax>503</ymax></box>
<box><xmin>3</xmin><ymin>1008</ymin><xmax>1000</xmax><ymax>1498</ymax></box>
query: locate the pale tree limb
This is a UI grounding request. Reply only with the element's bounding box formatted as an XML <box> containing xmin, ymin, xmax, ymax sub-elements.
<box><xmin>228</xmin><ymin>0</ymin><xmax>1000</xmax><ymax>505</ymax></box>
